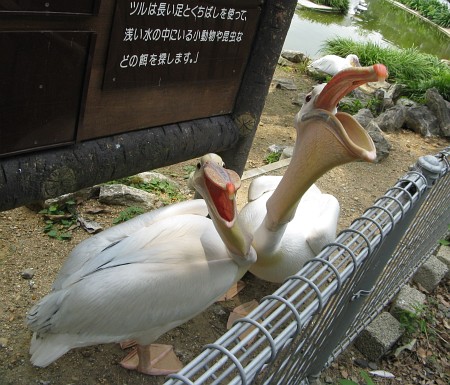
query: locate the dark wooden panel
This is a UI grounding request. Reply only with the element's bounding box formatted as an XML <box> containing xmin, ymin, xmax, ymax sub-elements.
<box><xmin>0</xmin><ymin>0</ymin><xmax>100</xmax><ymax>15</ymax></box>
<box><xmin>0</xmin><ymin>31</ymin><xmax>94</xmax><ymax>157</ymax></box>
<box><xmin>103</xmin><ymin>0</ymin><xmax>260</xmax><ymax>90</ymax></box>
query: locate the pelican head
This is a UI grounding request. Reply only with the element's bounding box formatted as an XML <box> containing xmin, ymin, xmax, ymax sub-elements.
<box><xmin>191</xmin><ymin>153</ymin><xmax>254</xmax><ymax>260</ymax></box>
<box><xmin>295</xmin><ymin>63</ymin><xmax>388</xmax><ymax>164</ymax></box>
<box><xmin>346</xmin><ymin>54</ymin><xmax>361</xmax><ymax>68</ymax></box>
<box><xmin>190</xmin><ymin>154</ymin><xmax>241</xmax><ymax>228</ymax></box>
<box><xmin>266</xmin><ymin>64</ymin><xmax>388</xmax><ymax>229</ymax></box>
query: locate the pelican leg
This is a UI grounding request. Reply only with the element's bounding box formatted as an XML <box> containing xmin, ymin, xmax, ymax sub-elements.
<box><xmin>119</xmin><ymin>339</ymin><xmax>136</xmax><ymax>349</ymax></box>
<box><xmin>216</xmin><ymin>280</ymin><xmax>246</xmax><ymax>301</ymax></box>
<box><xmin>120</xmin><ymin>343</ymin><xmax>183</xmax><ymax>375</ymax></box>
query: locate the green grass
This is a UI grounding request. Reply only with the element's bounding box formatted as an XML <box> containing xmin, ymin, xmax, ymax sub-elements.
<box><xmin>313</xmin><ymin>0</ymin><xmax>350</xmax><ymax>13</ymax></box>
<box><xmin>322</xmin><ymin>38</ymin><xmax>450</xmax><ymax>101</ymax></box>
<box><xmin>397</xmin><ymin>302</ymin><xmax>438</xmax><ymax>343</ymax></box>
<box><xmin>113</xmin><ymin>206</ymin><xmax>145</xmax><ymax>224</ymax></box>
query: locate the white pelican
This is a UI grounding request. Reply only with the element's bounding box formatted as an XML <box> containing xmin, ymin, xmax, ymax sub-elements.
<box><xmin>27</xmin><ymin>154</ymin><xmax>256</xmax><ymax>375</ymax></box>
<box><xmin>240</xmin><ymin>64</ymin><xmax>388</xmax><ymax>283</ymax></box>
<box><xmin>308</xmin><ymin>54</ymin><xmax>361</xmax><ymax>76</ymax></box>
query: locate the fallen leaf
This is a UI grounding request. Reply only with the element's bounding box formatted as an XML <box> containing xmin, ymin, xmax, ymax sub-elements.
<box><xmin>226</xmin><ymin>300</ymin><xmax>259</xmax><ymax>343</ymax></box>
<box><xmin>394</xmin><ymin>338</ymin><xmax>417</xmax><ymax>357</ymax></box>
<box><xmin>216</xmin><ymin>280</ymin><xmax>246</xmax><ymax>301</ymax></box>
<box><xmin>369</xmin><ymin>370</ymin><xmax>395</xmax><ymax>378</ymax></box>
<box><xmin>77</xmin><ymin>216</ymin><xmax>103</xmax><ymax>234</ymax></box>
<box><xmin>417</xmin><ymin>346</ymin><xmax>430</xmax><ymax>359</ymax></box>
<box><xmin>85</xmin><ymin>207</ymin><xmax>109</xmax><ymax>214</ymax></box>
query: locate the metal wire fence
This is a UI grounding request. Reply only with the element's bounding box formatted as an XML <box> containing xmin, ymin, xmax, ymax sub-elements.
<box><xmin>165</xmin><ymin>147</ymin><xmax>450</xmax><ymax>385</ymax></box>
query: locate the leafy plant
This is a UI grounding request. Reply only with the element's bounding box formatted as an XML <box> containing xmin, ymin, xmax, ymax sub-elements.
<box><xmin>113</xmin><ymin>206</ymin><xmax>145</xmax><ymax>224</ymax></box>
<box><xmin>264</xmin><ymin>151</ymin><xmax>282</xmax><ymax>164</ymax></box>
<box><xmin>109</xmin><ymin>176</ymin><xmax>184</xmax><ymax>204</ymax></box>
<box><xmin>182</xmin><ymin>165</ymin><xmax>197</xmax><ymax>179</ymax></box>
<box><xmin>397</xmin><ymin>303</ymin><xmax>435</xmax><ymax>339</ymax></box>
<box><xmin>39</xmin><ymin>200</ymin><xmax>77</xmax><ymax>240</ymax></box>
<box><xmin>339</xmin><ymin>97</ymin><xmax>382</xmax><ymax>116</ymax></box>
<box><xmin>394</xmin><ymin>0</ymin><xmax>450</xmax><ymax>27</ymax></box>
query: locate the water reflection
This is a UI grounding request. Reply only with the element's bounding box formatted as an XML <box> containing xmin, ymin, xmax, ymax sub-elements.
<box><xmin>283</xmin><ymin>0</ymin><xmax>449</xmax><ymax>59</ymax></box>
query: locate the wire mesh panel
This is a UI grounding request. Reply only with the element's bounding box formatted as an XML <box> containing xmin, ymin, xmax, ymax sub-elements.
<box><xmin>165</xmin><ymin>148</ymin><xmax>450</xmax><ymax>385</ymax></box>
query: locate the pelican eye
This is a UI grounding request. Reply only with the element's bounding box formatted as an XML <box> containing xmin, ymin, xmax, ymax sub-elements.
<box><xmin>305</xmin><ymin>94</ymin><xmax>312</xmax><ymax>103</ymax></box>
<box><xmin>196</xmin><ymin>162</ymin><xmax>201</xmax><ymax>169</ymax></box>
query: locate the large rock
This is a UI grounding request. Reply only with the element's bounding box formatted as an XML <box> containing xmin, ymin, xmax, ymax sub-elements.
<box><xmin>396</xmin><ymin>97</ymin><xmax>418</xmax><ymax>108</ymax></box>
<box><xmin>272</xmin><ymin>78</ymin><xmax>297</xmax><ymax>90</ymax></box>
<box><xmin>426</xmin><ymin>88</ymin><xmax>450</xmax><ymax>137</ymax></box>
<box><xmin>353</xmin><ymin>108</ymin><xmax>374</xmax><ymax>128</ymax></box>
<box><xmin>132</xmin><ymin>171</ymin><xmax>180</xmax><ymax>190</ymax></box>
<box><xmin>385</xmin><ymin>83</ymin><xmax>405</xmax><ymax>102</ymax></box>
<box><xmin>404</xmin><ymin>105</ymin><xmax>440</xmax><ymax>136</ymax></box>
<box><xmin>365</xmin><ymin>121</ymin><xmax>392</xmax><ymax>162</ymax></box>
<box><xmin>373</xmin><ymin>105</ymin><xmax>406</xmax><ymax>132</ymax></box>
<box><xmin>280</xmin><ymin>50</ymin><xmax>307</xmax><ymax>64</ymax></box>
<box><xmin>99</xmin><ymin>184</ymin><xmax>158</xmax><ymax>209</ymax></box>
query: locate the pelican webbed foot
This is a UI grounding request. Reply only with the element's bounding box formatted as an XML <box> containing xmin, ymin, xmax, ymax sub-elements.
<box><xmin>120</xmin><ymin>343</ymin><xmax>183</xmax><ymax>375</ymax></box>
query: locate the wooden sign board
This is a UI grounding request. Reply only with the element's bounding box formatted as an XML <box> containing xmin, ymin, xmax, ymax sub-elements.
<box><xmin>103</xmin><ymin>1</ymin><xmax>259</xmax><ymax>90</ymax></box>
<box><xmin>0</xmin><ymin>0</ymin><xmax>100</xmax><ymax>15</ymax></box>
<box><xmin>0</xmin><ymin>31</ymin><xmax>95</xmax><ymax>157</ymax></box>
<box><xmin>0</xmin><ymin>0</ymin><xmax>262</xmax><ymax>155</ymax></box>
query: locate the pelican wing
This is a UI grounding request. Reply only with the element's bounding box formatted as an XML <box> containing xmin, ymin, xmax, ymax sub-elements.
<box><xmin>53</xmin><ymin>199</ymin><xmax>208</xmax><ymax>288</ymax></box>
<box><xmin>247</xmin><ymin>176</ymin><xmax>282</xmax><ymax>201</ymax></box>
<box><xmin>27</xmin><ymin>214</ymin><xmax>240</xmax><ymax>367</ymax></box>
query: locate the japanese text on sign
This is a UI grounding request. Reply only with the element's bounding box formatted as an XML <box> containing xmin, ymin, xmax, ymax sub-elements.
<box><xmin>103</xmin><ymin>0</ymin><xmax>259</xmax><ymax>89</ymax></box>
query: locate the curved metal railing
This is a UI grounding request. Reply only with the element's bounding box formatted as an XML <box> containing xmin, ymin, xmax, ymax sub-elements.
<box><xmin>165</xmin><ymin>147</ymin><xmax>450</xmax><ymax>385</ymax></box>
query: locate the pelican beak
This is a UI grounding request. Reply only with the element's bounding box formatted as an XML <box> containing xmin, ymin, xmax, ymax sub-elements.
<box><xmin>315</xmin><ymin>64</ymin><xmax>388</xmax><ymax>112</ymax></box>
<box><xmin>191</xmin><ymin>153</ymin><xmax>241</xmax><ymax>228</ymax></box>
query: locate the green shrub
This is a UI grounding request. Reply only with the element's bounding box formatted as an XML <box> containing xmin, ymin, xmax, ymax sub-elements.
<box><xmin>264</xmin><ymin>151</ymin><xmax>282</xmax><ymax>164</ymax></box>
<box><xmin>396</xmin><ymin>0</ymin><xmax>450</xmax><ymax>27</ymax></box>
<box><xmin>313</xmin><ymin>0</ymin><xmax>350</xmax><ymax>13</ymax></box>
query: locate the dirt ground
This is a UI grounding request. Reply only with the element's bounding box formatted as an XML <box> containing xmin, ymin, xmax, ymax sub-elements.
<box><xmin>0</xmin><ymin>65</ymin><xmax>448</xmax><ymax>385</ymax></box>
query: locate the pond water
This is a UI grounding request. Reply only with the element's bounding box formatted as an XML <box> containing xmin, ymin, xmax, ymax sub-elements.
<box><xmin>283</xmin><ymin>0</ymin><xmax>450</xmax><ymax>60</ymax></box>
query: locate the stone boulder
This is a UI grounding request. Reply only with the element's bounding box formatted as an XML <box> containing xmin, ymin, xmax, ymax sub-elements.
<box><xmin>132</xmin><ymin>171</ymin><xmax>180</xmax><ymax>190</ymax></box>
<box><xmin>373</xmin><ymin>105</ymin><xmax>406</xmax><ymax>133</ymax></box>
<box><xmin>385</xmin><ymin>83</ymin><xmax>405</xmax><ymax>102</ymax></box>
<box><xmin>281</xmin><ymin>50</ymin><xmax>307</xmax><ymax>64</ymax></box>
<box><xmin>99</xmin><ymin>184</ymin><xmax>158</xmax><ymax>209</ymax></box>
<box><xmin>353</xmin><ymin>108</ymin><xmax>374</xmax><ymax>129</ymax></box>
<box><xmin>272</xmin><ymin>78</ymin><xmax>297</xmax><ymax>90</ymax></box>
<box><xmin>365</xmin><ymin>121</ymin><xmax>392</xmax><ymax>162</ymax></box>
<box><xmin>426</xmin><ymin>88</ymin><xmax>450</xmax><ymax>137</ymax></box>
<box><xmin>404</xmin><ymin>105</ymin><xmax>440</xmax><ymax>137</ymax></box>
<box><xmin>396</xmin><ymin>97</ymin><xmax>418</xmax><ymax>108</ymax></box>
